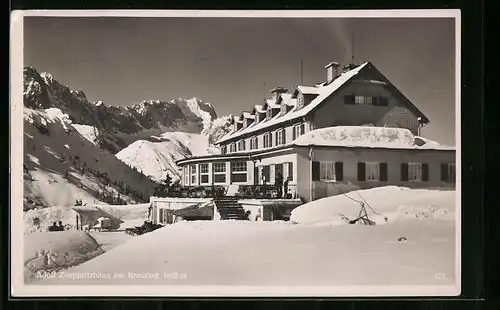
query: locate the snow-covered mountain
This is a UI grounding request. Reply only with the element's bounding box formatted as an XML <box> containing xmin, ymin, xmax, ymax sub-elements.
<box><xmin>22</xmin><ymin>66</ymin><xmax>233</xmax><ymax>206</ymax></box>
<box><xmin>116</xmin><ymin>117</ymin><xmax>232</xmax><ymax>182</ymax></box>
<box><xmin>23</xmin><ymin>107</ymin><xmax>158</xmax><ymax>209</ymax></box>
<box><xmin>23</xmin><ymin>67</ymin><xmax>221</xmax><ymax>154</ymax></box>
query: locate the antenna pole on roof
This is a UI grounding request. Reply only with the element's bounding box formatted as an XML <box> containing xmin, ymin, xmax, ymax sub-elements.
<box><xmin>351</xmin><ymin>32</ymin><xmax>355</xmax><ymax>65</ymax></box>
<box><xmin>300</xmin><ymin>60</ymin><xmax>304</xmax><ymax>85</ymax></box>
<box><xmin>263</xmin><ymin>81</ymin><xmax>266</xmax><ymax>100</ymax></box>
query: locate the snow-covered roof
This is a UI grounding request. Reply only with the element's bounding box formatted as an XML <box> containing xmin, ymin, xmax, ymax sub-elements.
<box><xmin>295</xmin><ymin>85</ymin><xmax>322</xmax><ymax>96</ymax></box>
<box><xmin>264</xmin><ymin>98</ymin><xmax>280</xmax><ymax>109</ymax></box>
<box><xmin>240</xmin><ymin>112</ymin><xmax>254</xmax><ymax>120</ymax></box>
<box><xmin>292</xmin><ymin>126</ymin><xmax>455</xmax><ymax>151</ymax></box>
<box><xmin>251</xmin><ymin>105</ymin><xmax>264</xmax><ymax>114</ymax></box>
<box><xmin>216</xmin><ymin>62</ymin><xmax>368</xmax><ymax>144</ymax></box>
<box><xmin>278</xmin><ymin>93</ymin><xmax>296</xmax><ymax>107</ymax></box>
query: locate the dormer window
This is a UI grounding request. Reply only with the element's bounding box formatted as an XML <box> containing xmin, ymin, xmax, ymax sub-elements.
<box><xmin>266</xmin><ymin>109</ymin><xmax>272</xmax><ymax>120</ymax></box>
<box><xmin>280</xmin><ymin>104</ymin><xmax>287</xmax><ymax>115</ymax></box>
<box><xmin>297</xmin><ymin>94</ymin><xmax>304</xmax><ymax>109</ymax></box>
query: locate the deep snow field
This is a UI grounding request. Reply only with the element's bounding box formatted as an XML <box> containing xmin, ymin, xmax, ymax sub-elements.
<box><xmin>27</xmin><ymin>186</ymin><xmax>457</xmax><ymax>288</ymax></box>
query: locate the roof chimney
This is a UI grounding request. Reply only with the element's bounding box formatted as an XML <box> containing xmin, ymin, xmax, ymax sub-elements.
<box><xmin>325</xmin><ymin>62</ymin><xmax>340</xmax><ymax>84</ymax></box>
<box><xmin>270</xmin><ymin>87</ymin><xmax>288</xmax><ymax>100</ymax></box>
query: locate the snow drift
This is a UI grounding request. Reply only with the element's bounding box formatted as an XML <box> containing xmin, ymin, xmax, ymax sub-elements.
<box><xmin>24</xmin><ymin>231</ymin><xmax>103</xmax><ymax>284</ymax></box>
<box><xmin>290</xmin><ymin>186</ymin><xmax>455</xmax><ymax>225</ymax></box>
<box><xmin>36</xmin><ymin>219</ymin><xmax>456</xmax><ymax>287</ymax></box>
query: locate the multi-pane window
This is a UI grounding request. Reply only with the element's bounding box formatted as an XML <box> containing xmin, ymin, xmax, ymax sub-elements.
<box><xmin>213</xmin><ymin>162</ymin><xmax>226</xmax><ymax>183</ymax></box>
<box><xmin>275</xmin><ymin>129</ymin><xmax>286</xmax><ymax>145</ymax></box>
<box><xmin>408</xmin><ymin>163</ymin><xmax>422</xmax><ymax>181</ymax></box>
<box><xmin>293</xmin><ymin>123</ymin><xmax>305</xmax><ymax>140</ymax></box>
<box><xmin>263</xmin><ymin>132</ymin><xmax>273</xmax><ymax>148</ymax></box>
<box><xmin>230</xmin><ymin>143</ymin><xmax>236</xmax><ymax>153</ymax></box>
<box><xmin>250</xmin><ymin>136</ymin><xmax>258</xmax><ymax>150</ymax></box>
<box><xmin>297</xmin><ymin>94</ymin><xmax>304</xmax><ymax>109</ymax></box>
<box><xmin>221</xmin><ymin>145</ymin><xmax>227</xmax><ymax>155</ymax></box>
<box><xmin>231</xmin><ymin>161</ymin><xmax>247</xmax><ymax>183</ymax></box>
<box><xmin>190</xmin><ymin>164</ymin><xmax>197</xmax><ymax>184</ymax></box>
<box><xmin>355</xmin><ymin>96</ymin><xmax>365</xmax><ymax>105</ymax></box>
<box><xmin>237</xmin><ymin>140</ymin><xmax>246</xmax><ymax>151</ymax></box>
<box><xmin>320</xmin><ymin>162</ymin><xmax>335</xmax><ymax>181</ymax></box>
<box><xmin>366</xmin><ymin>162</ymin><xmax>380</xmax><ymax>181</ymax></box>
<box><xmin>184</xmin><ymin>166</ymin><xmax>189</xmax><ymax>185</ymax></box>
<box><xmin>199</xmin><ymin>163</ymin><xmax>209</xmax><ymax>184</ymax></box>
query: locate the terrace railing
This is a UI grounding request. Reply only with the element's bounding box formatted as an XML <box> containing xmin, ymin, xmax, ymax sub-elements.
<box><xmin>162</xmin><ymin>184</ymin><xmax>299</xmax><ymax>200</ymax></box>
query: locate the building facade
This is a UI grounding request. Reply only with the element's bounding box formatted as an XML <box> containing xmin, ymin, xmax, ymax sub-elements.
<box><xmin>176</xmin><ymin>61</ymin><xmax>456</xmax><ymax>202</ymax></box>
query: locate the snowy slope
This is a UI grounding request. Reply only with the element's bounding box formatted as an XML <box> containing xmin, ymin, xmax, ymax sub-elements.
<box><xmin>23</xmin><ymin>108</ymin><xmax>157</xmax><ymax>208</ymax></box>
<box><xmin>71</xmin><ymin>124</ymin><xmax>100</xmax><ymax>145</ymax></box>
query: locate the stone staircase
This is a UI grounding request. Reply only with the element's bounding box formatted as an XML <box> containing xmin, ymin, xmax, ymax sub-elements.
<box><xmin>213</xmin><ymin>197</ymin><xmax>247</xmax><ymax>220</ymax></box>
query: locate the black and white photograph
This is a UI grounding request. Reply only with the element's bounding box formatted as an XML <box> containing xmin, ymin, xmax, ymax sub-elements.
<box><xmin>10</xmin><ymin>10</ymin><xmax>460</xmax><ymax>297</ymax></box>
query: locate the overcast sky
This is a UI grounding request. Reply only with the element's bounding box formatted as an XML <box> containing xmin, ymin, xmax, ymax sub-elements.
<box><xmin>23</xmin><ymin>16</ymin><xmax>456</xmax><ymax>145</ymax></box>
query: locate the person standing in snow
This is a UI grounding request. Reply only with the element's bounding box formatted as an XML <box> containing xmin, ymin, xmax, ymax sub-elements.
<box><xmin>57</xmin><ymin>221</ymin><xmax>64</xmax><ymax>231</ymax></box>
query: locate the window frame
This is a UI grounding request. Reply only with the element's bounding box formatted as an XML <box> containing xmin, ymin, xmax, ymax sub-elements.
<box><xmin>365</xmin><ymin>162</ymin><xmax>380</xmax><ymax>182</ymax></box>
<box><xmin>230</xmin><ymin>142</ymin><xmax>236</xmax><ymax>153</ymax></box>
<box><xmin>199</xmin><ymin>163</ymin><xmax>209</xmax><ymax>185</ymax></box>
<box><xmin>237</xmin><ymin>139</ymin><xmax>246</xmax><ymax>151</ymax></box>
<box><xmin>276</xmin><ymin>128</ymin><xmax>285</xmax><ymax>146</ymax></box>
<box><xmin>408</xmin><ymin>162</ymin><xmax>422</xmax><ymax>182</ymax></box>
<box><xmin>231</xmin><ymin>161</ymin><xmax>248</xmax><ymax>183</ymax></box>
<box><xmin>293</xmin><ymin>123</ymin><xmax>304</xmax><ymax>139</ymax></box>
<box><xmin>297</xmin><ymin>94</ymin><xmax>304</xmax><ymax>109</ymax></box>
<box><xmin>319</xmin><ymin>162</ymin><xmax>336</xmax><ymax>181</ymax></box>
<box><xmin>263</xmin><ymin>132</ymin><xmax>273</xmax><ymax>148</ymax></box>
<box><xmin>213</xmin><ymin>162</ymin><xmax>227</xmax><ymax>184</ymax></box>
<box><xmin>190</xmin><ymin>164</ymin><xmax>197</xmax><ymax>185</ymax></box>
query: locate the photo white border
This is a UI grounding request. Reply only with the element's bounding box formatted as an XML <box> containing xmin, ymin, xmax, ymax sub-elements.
<box><xmin>10</xmin><ymin>9</ymin><xmax>461</xmax><ymax>297</ymax></box>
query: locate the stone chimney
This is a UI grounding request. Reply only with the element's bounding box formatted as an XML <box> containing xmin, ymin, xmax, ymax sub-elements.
<box><xmin>270</xmin><ymin>87</ymin><xmax>288</xmax><ymax>100</ymax></box>
<box><xmin>325</xmin><ymin>62</ymin><xmax>340</xmax><ymax>84</ymax></box>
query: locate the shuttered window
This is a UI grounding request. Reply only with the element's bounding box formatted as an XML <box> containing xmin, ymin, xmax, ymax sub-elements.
<box><xmin>441</xmin><ymin>163</ymin><xmax>456</xmax><ymax>182</ymax></box>
<box><xmin>357</xmin><ymin>162</ymin><xmax>366</xmax><ymax>181</ymax></box>
<box><xmin>288</xmin><ymin>162</ymin><xmax>294</xmax><ymax>181</ymax></box>
<box><xmin>422</xmin><ymin>163</ymin><xmax>429</xmax><ymax>181</ymax></box>
<box><xmin>379</xmin><ymin>162</ymin><xmax>388</xmax><ymax>182</ymax></box>
<box><xmin>312</xmin><ymin>161</ymin><xmax>320</xmax><ymax>181</ymax></box>
<box><xmin>401</xmin><ymin>163</ymin><xmax>409</xmax><ymax>181</ymax></box>
<box><xmin>344</xmin><ymin>94</ymin><xmax>355</xmax><ymax>105</ymax></box>
<box><xmin>335</xmin><ymin>162</ymin><xmax>344</xmax><ymax>181</ymax></box>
